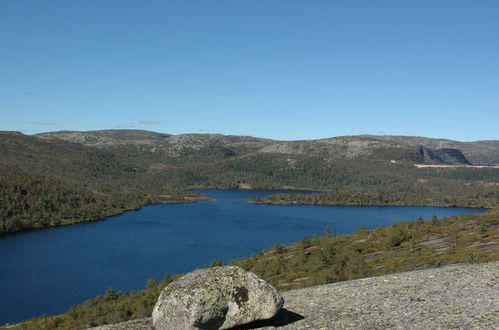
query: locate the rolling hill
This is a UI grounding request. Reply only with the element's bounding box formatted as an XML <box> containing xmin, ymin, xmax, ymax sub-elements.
<box><xmin>1</xmin><ymin>130</ymin><xmax>498</xmax><ymax>234</ymax></box>
<box><xmin>36</xmin><ymin>129</ymin><xmax>499</xmax><ymax>165</ymax></box>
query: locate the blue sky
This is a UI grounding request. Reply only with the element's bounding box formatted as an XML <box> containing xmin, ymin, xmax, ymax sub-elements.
<box><xmin>1</xmin><ymin>1</ymin><xmax>498</xmax><ymax>141</ymax></box>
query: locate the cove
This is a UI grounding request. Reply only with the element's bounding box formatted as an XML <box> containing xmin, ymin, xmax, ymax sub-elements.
<box><xmin>0</xmin><ymin>189</ymin><xmax>486</xmax><ymax>325</ymax></box>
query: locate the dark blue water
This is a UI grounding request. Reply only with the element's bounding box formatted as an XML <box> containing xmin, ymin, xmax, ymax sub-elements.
<box><xmin>0</xmin><ymin>189</ymin><xmax>485</xmax><ymax>325</ymax></box>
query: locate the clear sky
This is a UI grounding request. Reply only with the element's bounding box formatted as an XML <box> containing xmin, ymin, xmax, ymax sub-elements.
<box><xmin>1</xmin><ymin>1</ymin><xmax>498</xmax><ymax>141</ymax></box>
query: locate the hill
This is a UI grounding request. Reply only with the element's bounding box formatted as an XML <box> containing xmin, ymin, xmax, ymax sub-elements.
<box><xmin>257</xmin><ymin>135</ymin><xmax>472</xmax><ymax>165</ymax></box>
<box><xmin>36</xmin><ymin>130</ymin><xmax>497</xmax><ymax>165</ymax></box>
<box><xmin>36</xmin><ymin>129</ymin><xmax>173</xmax><ymax>148</ymax></box>
<box><xmin>1</xmin><ymin>130</ymin><xmax>498</xmax><ymax>234</ymax></box>
<box><xmin>362</xmin><ymin>134</ymin><xmax>499</xmax><ymax>165</ymax></box>
<box><xmin>0</xmin><ymin>131</ymin><xmax>202</xmax><ymax>234</ymax></box>
<box><xmin>36</xmin><ymin>130</ymin><xmax>270</xmax><ymax>163</ymax></box>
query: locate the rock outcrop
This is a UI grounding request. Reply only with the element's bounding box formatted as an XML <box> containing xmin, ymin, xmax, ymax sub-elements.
<box><xmin>90</xmin><ymin>261</ymin><xmax>498</xmax><ymax>330</ymax></box>
<box><xmin>152</xmin><ymin>266</ymin><xmax>283</xmax><ymax>330</ymax></box>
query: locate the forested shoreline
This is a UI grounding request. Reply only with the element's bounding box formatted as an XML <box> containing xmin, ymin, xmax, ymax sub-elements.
<box><xmin>252</xmin><ymin>189</ymin><xmax>498</xmax><ymax>208</ymax></box>
<box><xmin>1</xmin><ymin>131</ymin><xmax>498</xmax><ymax>234</ymax></box>
<box><xmin>0</xmin><ymin>133</ymin><xmax>205</xmax><ymax>234</ymax></box>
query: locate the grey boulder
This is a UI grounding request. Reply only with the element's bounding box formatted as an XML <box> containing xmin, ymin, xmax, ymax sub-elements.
<box><xmin>152</xmin><ymin>266</ymin><xmax>284</xmax><ymax>330</ymax></box>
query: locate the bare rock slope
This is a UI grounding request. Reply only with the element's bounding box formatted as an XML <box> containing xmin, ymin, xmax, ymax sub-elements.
<box><xmin>91</xmin><ymin>261</ymin><xmax>498</xmax><ymax>329</ymax></box>
<box><xmin>34</xmin><ymin>130</ymin><xmax>494</xmax><ymax>164</ymax></box>
<box><xmin>363</xmin><ymin>135</ymin><xmax>499</xmax><ymax>165</ymax></box>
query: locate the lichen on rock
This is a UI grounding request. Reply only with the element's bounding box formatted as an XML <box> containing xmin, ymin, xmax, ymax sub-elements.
<box><xmin>152</xmin><ymin>266</ymin><xmax>283</xmax><ymax>330</ymax></box>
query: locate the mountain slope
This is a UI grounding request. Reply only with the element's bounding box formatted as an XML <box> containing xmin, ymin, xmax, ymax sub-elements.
<box><xmin>258</xmin><ymin>136</ymin><xmax>472</xmax><ymax>164</ymax></box>
<box><xmin>36</xmin><ymin>129</ymin><xmax>172</xmax><ymax>148</ymax></box>
<box><xmin>362</xmin><ymin>135</ymin><xmax>499</xmax><ymax>164</ymax></box>
<box><xmin>2</xmin><ymin>130</ymin><xmax>498</xmax><ymax>234</ymax></box>
<box><xmin>36</xmin><ymin>130</ymin><xmax>272</xmax><ymax>163</ymax></box>
<box><xmin>35</xmin><ymin>130</ymin><xmax>494</xmax><ymax>165</ymax></box>
<box><xmin>0</xmin><ymin>132</ymin><xmax>197</xmax><ymax>233</ymax></box>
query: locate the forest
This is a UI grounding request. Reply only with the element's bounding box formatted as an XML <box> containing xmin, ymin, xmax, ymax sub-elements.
<box><xmin>0</xmin><ymin>133</ymin><xmax>201</xmax><ymax>234</ymax></box>
<box><xmin>1</xmin><ymin>131</ymin><xmax>498</xmax><ymax>234</ymax></box>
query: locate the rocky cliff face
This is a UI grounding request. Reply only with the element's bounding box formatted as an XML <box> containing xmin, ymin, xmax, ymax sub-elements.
<box><xmin>363</xmin><ymin>135</ymin><xmax>499</xmax><ymax>164</ymax></box>
<box><xmin>418</xmin><ymin>146</ymin><xmax>471</xmax><ymax>165</ymax></box>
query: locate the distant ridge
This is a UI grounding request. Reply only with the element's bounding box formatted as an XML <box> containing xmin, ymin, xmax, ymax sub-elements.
<box><xmin>35</xmin><ymin>129</ymin><xmax>172</xmax><ymax>148</ymax></box>
<box><xmin>2</xmin><ymin>129</ymin><xmax>497</xmax><ymax>233</ymax></box>
<box><xmin>34</xmin><ymin>130</ymin><xmax>499</xmax><ymax>165</ymax></box>
<box><xmin>361</xmin><ymin>134</ymin><xmax>499</xmax><ymax>165</ymax></box>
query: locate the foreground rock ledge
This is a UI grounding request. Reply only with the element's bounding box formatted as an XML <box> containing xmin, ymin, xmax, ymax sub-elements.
<box><xmin>91</xmin><ymin>261</ymin><xmax>498</xmax><ymax>330</ymax></box>
<box><xmin>152</xmin><ymin>266</ymin><xmax>283</xmax><ymax>330</ymax></box>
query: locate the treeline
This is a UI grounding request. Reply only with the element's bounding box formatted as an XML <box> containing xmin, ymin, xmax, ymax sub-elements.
<box><xmin>20</xmin><ymin>208</ymin><xmax>498</xmax><ymax>329</ymax></box>
<box><xmin>253</xmin><ymin>187</ymin><xmax>499</xmax><ymax>208</ymax></box>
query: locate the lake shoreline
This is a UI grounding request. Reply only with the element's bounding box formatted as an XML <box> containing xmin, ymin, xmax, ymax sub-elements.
<box><xmin>251</xmin><ymin>199</ymin><xmax>491</xmax><ymax>209</ymax></box>
<box><xmin>1</xmin><ymin>189</ymin><xmax>488</xmax><ymax>325</ymax></box>
<box><xmin>0</xmin><ymin>194</ymin><xmax>211</xmax><ymax>238</ymax></box>
<box><xmin>3</xmin><ymin>186</ymin><xmax>491</xmax><ymax>237</ymax></box>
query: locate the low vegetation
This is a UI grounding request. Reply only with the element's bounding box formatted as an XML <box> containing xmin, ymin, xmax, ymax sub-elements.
<box><xmin>16</xmin><ymin>208</ymin><xmax>498</xmax><ymax>330</ymax></box>
<box><xmin>233</xmin><ymin>208</ymin><xmax>498</xmax><ymax>290</ymax></box>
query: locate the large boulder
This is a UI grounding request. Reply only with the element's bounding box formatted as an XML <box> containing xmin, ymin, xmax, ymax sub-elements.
<box><xmin>152</xmin><ymin>266</ymin><xmax>284</xmax><ymax>330</ymax></box>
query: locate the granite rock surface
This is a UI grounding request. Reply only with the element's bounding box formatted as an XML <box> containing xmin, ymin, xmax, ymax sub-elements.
<box><xmin>90</xmin><ymin>261</ymin><xmax>498</xmax><ymax>329</ymax></box>
<box><xmin>152</xmin><ymin>266</ymin><xmax>283</xmax><ymax>330</ymax></box>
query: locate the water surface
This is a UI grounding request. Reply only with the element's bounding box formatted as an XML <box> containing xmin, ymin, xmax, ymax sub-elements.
<box><xmin>0</xmin><ymin>189</ymin><xmax>485</xmax><ymax>324</ymax></box>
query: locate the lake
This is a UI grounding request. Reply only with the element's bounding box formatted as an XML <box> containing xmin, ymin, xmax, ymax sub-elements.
<box><xmin>0</xmin><ymin>189</ymin><xmax>486</xmax><ymax>325</ymax></box>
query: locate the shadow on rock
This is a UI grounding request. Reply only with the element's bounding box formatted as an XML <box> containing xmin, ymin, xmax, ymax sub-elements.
<box><xmin>231</xmin><ymin>309</ymin><xmax>305</xmax><ymax>329</ymax></box>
